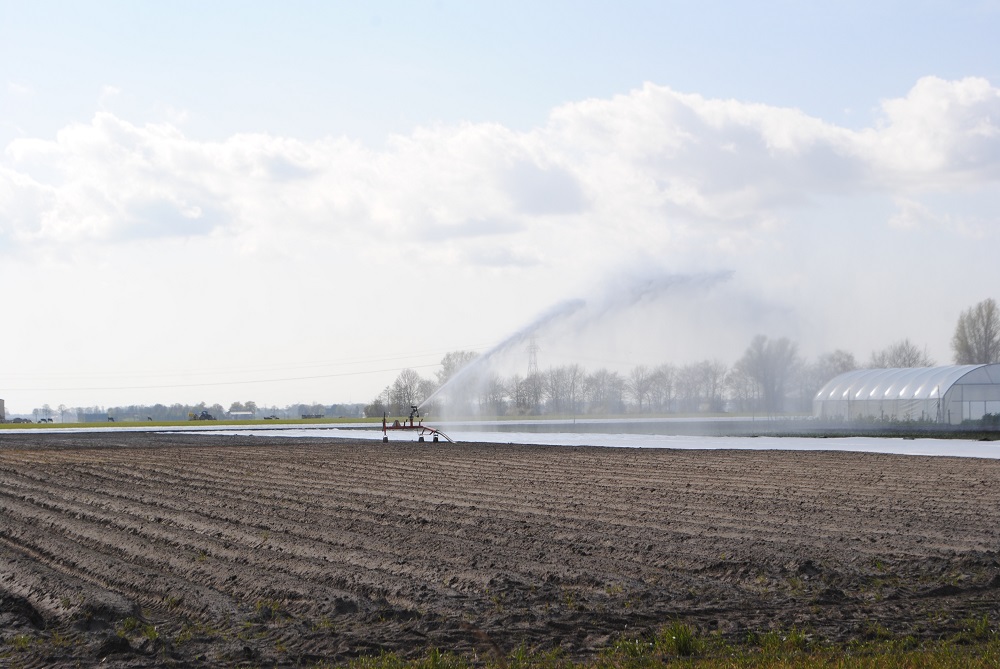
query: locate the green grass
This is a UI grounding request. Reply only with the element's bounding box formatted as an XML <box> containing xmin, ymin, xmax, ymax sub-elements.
<box><xmin>5</xmin><ymin>619</ymin><xmax>1000</xmax><ymax>667</ymax></box>
<box><xmin>306</xmin><ymin>619</ymin><xmax>1000</xmax><ymax>669</ymax></box>
<box><xmin>306</xmin><ymin>640</ymin><xmax>1000</xmax><ymax>668</ymax></box>
<box><xmin>116</xmin><ymin>616</ymin><xmax>159</xmax><ymax>642</ymax></box>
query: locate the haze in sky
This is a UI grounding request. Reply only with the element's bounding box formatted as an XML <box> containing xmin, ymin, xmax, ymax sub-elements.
<box><xmin>2</xmin><ymin>1</ymin><xmax>999</xmax><ymax>413</ymax></box>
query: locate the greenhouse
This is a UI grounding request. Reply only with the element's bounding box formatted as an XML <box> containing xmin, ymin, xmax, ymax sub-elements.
<box><xmin>813</xmin><ymin>364</ymin><xmax>1000</xmax><ymax>424</ymax></box>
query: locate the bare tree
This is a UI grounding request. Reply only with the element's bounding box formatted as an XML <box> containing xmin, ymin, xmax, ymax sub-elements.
<box><xmin>793</xmin><ymin>350</ymin><xmax>858</xmax><ymax>412</ymax></box>
<box><xmin>869</xmin><ymin>339</ymin><xmax>934</xmax><ymax>368</ymax></box>
<box><xmin>508</xmin><ymin>374</ymin><xmax>530</xmax><ymax>415</ymax></box>
<box><xmin>585</xmin><ymin>369</ymin><xmax>624</xmax><ymax>415</ymax></box>
<box><xmin>524</xmin><ymin>372</ymin><xmax>545</xmax><ymax>415</ymax></box>
<box><xmin>737</xmin><ymin>335</ymin><xmax>800</xmax><ymax>414</ymax></box>
<box><xmin>815</xmin><ymin>350</ymin><xmax>857</xmax><ymax>379</ymax></box>
<box><xmin>699</xmin><ymin>360</ymin><xmax>728</xmax><ymax>412</ymax></box>
<box><xmin>626</xmin><ymin>365</ymin><xmax>654</xmax><ymax>413</ymax></box>
<box><xmin>364</xmin><ymin>386</ymin><xmax>390</xmax><ymax>418</ymax></box>
<box><xmin>726</xmin><ymin>362</ymin><xmax>756</xmax><ymax>413</ymax></box>
<box><xmin>607</xmin><ymin>372</ymin><xmax>626</xmax><ymax>415</ymax></box>
<box><xmin>565</xmin><ymin>364</ymin><xmax>584</xmax><ymax>416</ymax></box>
<box><xmin>479</xmin><ymin>373</ymin><xmax>508</xmax><ymax>416</ymax></box>
<box><xmin>436</xmin><ymin>350</ymin><xmax>479</xmax><ymax>386</ymax></box>
<box><xmin>545</xmin><ymin>366</ymin><xmax>571</xmax><ymax>414</ymax></box>
<box><xmin>650</xmin><ymin>363</ymin><xmax>676</xmax><ymax>412</ymax></box>
<box><xmin>675</xmin><ymin>363</ymin><xmax>704</xmax><ymax>413</ymax></box>
<box><xmin>389</xmin><ymin>369</ymin><xmax>426</xmax><ymax>413</ymax></box>
<box><xmin>418</xmin><ymin>378</ymin><xmax>437</xmax><ymax>407</ymax></box>
<box><xmin>952</xmin><ymin>298</ymin><xmax>1000</xmax><ymax>364</ymax></box>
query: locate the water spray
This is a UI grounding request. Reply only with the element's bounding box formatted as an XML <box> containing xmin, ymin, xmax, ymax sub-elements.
<box><xmin>419</xmin><ymin>299</ymin><xmax>586</xmax><ymax>409</ymax></box>
<box><xmin>419</xmin><ymin>270</ymin><xmax>735</xmax><ymax>412</ymax></box>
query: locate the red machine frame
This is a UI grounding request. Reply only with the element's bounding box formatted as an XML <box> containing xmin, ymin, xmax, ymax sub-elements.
<box><xmin>382</xmin><ymin>406</ymin><xmax>453</xmax><ymax>443</ymax></box>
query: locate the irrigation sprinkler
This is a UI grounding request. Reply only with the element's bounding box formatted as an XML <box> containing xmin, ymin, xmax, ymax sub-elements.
<box><xmin>382</xmin><ymin>405</ymin><xmax>453</xmax><ymax>443</ymax></box>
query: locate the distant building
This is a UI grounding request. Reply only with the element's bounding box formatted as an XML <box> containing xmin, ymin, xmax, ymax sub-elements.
<box><xmin>0</xmin><ymin>398</ymin><xmax>5</xmax><ymax>422</ymax></box>
<box><xmin>814</xmin><ymin>364</ymin><xmax>1000</xmax><ymax>424</ymax></box>
<box><xmin>227</xmin><ymin>411</ymin><xmax>255</xmax><ymax>420</ymax></box>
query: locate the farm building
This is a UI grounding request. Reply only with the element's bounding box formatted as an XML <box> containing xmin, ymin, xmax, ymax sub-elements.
<box><xmin>813</xmin><ymin>364</ymin><xmax>1000</xmax><ymax>424</ymax></box>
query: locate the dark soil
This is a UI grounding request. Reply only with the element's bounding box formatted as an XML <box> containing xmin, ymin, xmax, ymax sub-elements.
<box><xmin>1</xmin><ymin>431</ymin><xmax>999</xmax><ymax>667</ymax></box>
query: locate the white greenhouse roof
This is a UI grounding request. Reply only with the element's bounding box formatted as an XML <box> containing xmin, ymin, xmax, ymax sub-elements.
<box><xmin>814</xmin><ymin>365</ymin><xmax>990</xmax><ymax>403</ymax></box>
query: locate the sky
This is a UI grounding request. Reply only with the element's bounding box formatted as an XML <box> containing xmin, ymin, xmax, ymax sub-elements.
<box><xmin>2</xmin><ymin>1</ymin><xmax>999</xmax><ymax>414</ymax></box>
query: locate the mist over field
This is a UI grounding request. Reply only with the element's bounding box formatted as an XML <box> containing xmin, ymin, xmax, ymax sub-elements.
<box><xmin>423</xmin><ymin>269</ymin><xmax>798</xmax><ymax>411</ymax></box>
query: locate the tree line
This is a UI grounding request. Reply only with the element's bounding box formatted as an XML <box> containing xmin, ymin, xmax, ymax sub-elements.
<box><xmin>21</xmin><ymin>299</ymin><xmax>999</xmax><ymax>421</ymax></box>
<box><xmin>23</xmin><ymin>401</ymin><xmax>365</xmax><ymax>423</ymax></box>
<box><xmin>368</xmin><ymin>298</ymin><xmax>1000</xmax><ymax>419</ymax></box>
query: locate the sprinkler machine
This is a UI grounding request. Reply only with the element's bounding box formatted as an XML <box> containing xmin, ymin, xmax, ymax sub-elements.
<box><xmin>382</xmin><ymin>405</ymin><xmax>453</xmax><ymax>443</ymax></box>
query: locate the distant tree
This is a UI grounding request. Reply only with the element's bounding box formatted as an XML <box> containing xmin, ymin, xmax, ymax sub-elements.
<box><xmin>389</xmin><ymin>369</ymin><xmax>426</xmax><ymax>414</ymax></box>
<box><xmin>650</xmin><ymin>364</ymin><xmax>676</xmax><ymax>412</ymax></box>
<box><xmin>306</xmin><ymin>403</ymin><xmax>325</xmax><ymax>416</ymax></box>
<box><xmin>524</xmin><ymin>372</ymin><xmax>545</xmax><ymax>415</ymax></box>
<box><xmin>699</xmin><ymin>360</ymin><xmax>728</xmax><ymax>412</ymax></box>
<box><xmin>675</xmin><ymin>363</ymin><xmax>704</xmax><ymax>413</ymax></box>
<box><xmin>509</xmin><ymin>373</ymin><xmax>541</xmax><ymax>415</ymax></box>
<box><xmin>417</xmin><ymin>378</ymin><xmax>437</xmax><ymax>408</ymax></box>
<box><xmin>626</xmin><ymin>365</ymin><xmax>654</xmax><ymax>413</ymax></box>
<box><xmin>508</xmin><ymin>374</ymin><xmax>529</xmax><ymax>415</ymax></box>
<box><xmin>585</xmin><ymin>368</ymin><xmax>624</xmax><ymax>415</ymax></box>
<box><xmin>952</xmin><ymin>298</ymin><xmax>1000</xmax><ymax>364</ymax></box>
<box><xmin>565</xmin><ymin>364</ymin><xmax>584</xmax><ymax>416</ymax></box>
<box><xmin>545</xmin><ymin>366</ymin><xmax>571</xmax><ymax>414</ymax></box>
<box><xmin>228</xmin><ymin>401</ymin><xmax>246</xmax><ymax>413</ymax></box>
<box><xmin>364</xmin><ymin>386</ymin><xmax>389</xmax><ymax>418</ymax></box>
<box><xmin>607</xmin><ymin>372</ymin><xmax>626</xmax><ymax>414</ymax></box>
<box><xmin>816</xmin><ymin>350</ymin><xmax>857</xmax><ymax>378</ymax></box>
<box><xmin>792</xmin><ymin>350</ymin><xmax>859</xmax><ymax>412</ymax></box>
<box><xmin>363</xmin><ymin>399</ymin><xmax>386</xmax><ymax>418</ymax></box>
<box><xmin>436</xmin><ymin>351</ymin><xmax>479</xmax><ymax>386</ymax></box>
<box><xmin>726</xmin><ymin>362</ymin><xmax>756</xmax><ymax>413</ymax></box>
<box><xmin>869</xmin><ymin>339</ymin><xmax>934</xmax><ymax>368</ymax></box>
<box><xmin>429</xmin><ymin>351</ymin><xmax>480</xmax><ymax>414</ymax></box>
<box><xmin>737</xmin><ymin>335</ymin><xmax>800</xmax><ymax>414</ymax></box>
<box><xmin>479</xmin><ymin>373</ymin><xmax>508</xmax><ymax>416</ymax></box>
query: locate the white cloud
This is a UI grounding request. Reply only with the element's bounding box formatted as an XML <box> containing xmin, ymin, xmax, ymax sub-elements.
<box><xmin>4</xmin><ymin>77</ymin><xmax>998</xmax><ymax>264</ymax></box>
<box><xmin>861</xmin><ymin>76</ymin><xmax>1000</xmax><ymax>185</ymax></box>
<box><xmin>2</xmin><ymin>77</ymin><xmax>999</xmax><ymax>391</ymax></box>
<box><xmin>888</xmin><ymin>197</ymin><xmax>931</xmax><ymax>230</ymax></box>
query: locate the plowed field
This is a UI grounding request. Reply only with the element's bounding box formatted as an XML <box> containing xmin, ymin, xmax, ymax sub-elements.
<box><xmin>1</xmin><ymin>431</ymin><xmax>999</xmax><ymax>667</ymax></box>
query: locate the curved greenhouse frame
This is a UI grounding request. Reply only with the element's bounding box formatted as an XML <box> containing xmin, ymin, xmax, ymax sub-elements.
<box><xmin>813</xmin><ymin>364</ymin><xmax>1000</xmax><ymax>424</ymax></box>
